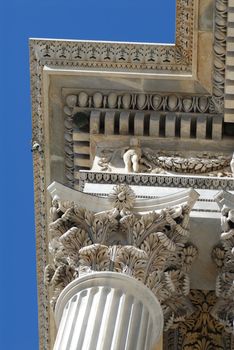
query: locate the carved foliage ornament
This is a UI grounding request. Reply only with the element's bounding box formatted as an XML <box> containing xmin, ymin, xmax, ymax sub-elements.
<box><xmin>165</xmin><ymin>290</ymin><xmax>233</xmax><ymax>350</ymax></box>
<box><xmin>212</xmin><ymin>191</ymin><xmax>234</xmax><ymax>334</ymax></box>
<box><xmin>31</xmin><ymin>0</ymin><xmax>194</xmax><ymax>72</ymax></box>
<box><xmin>45</xmin><ymin>184</ymin><xmax>198</xmax><ymax>331</ymax></box>
<box><xmin>97</xmin><ymin>146</ymin><xmax>233</xmax><ymax>178</ymax></box>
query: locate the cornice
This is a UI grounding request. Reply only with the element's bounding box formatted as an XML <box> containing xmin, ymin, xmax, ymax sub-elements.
<box><xmin>30</xmin><ymin>1</ymin><xmax>194</xmax><ymax>73</ymax></box>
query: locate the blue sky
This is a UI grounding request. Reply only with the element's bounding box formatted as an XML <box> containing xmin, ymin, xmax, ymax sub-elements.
<box><xmin>0</xmin><ymin>1</ymin><xmax>175</xmax><ymax>349</ymax></box>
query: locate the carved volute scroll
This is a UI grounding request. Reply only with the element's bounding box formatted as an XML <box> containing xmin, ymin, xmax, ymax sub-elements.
<box><xmin>45</xmin><ymin>183</ymin><xmax>199</xmax><ymax>331</ymax></box>
<box><xmin>212</xmin><ymin>191</ymin><xmax>234</xmax><ymax>334</ymax></box>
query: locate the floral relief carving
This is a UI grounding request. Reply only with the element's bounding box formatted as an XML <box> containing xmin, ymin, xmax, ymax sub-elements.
<box><xmin>212</xmin><ymin>191</ymin><xmax>234</xmax><ymax>334</ymax></box>
<box><xmin>108</xmin><ymin>184</ymin><xmax>136</xmax><ymax>212</ymax></box>
<box><xmin>95</xmin><ymin>144</ymin><xmax>233</xmax><ymax>178</ymax></box>
<box><xmin>45</xmin><ymin>184</ymin><xmax>198</xmax><ymax>331</ymax></box>
<box><xmin>31</xmin><ymin>0</ymin><xmax>194</xmax><ymax>73</ymax></box>
<box><xmin>142</xmin><ymin>150</ymin><xmax>233</xmax><ymax>177</ymax></box>
<box><xmin>165</xmin><ymin>290</ymin><xmax>232</xmax><ymax>350</ymax></box>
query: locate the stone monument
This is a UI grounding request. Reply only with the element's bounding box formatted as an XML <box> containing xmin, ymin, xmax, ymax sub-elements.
<box><xmin>30</xmin><ymin>0</ymin><xmax>234</xmax><ymax>349</ymax></box>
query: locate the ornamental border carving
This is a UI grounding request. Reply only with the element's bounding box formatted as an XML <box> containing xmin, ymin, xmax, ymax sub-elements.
<box><xmin>30</xmin><ymin>53</ymin><xmax>49</xmax><ymax>349</ymax></box>
<box><xmin>30</xmin><ymin>0</ymin><xmax>194</xmax><ymax>73</ymax></box>
<box><xmin>164</xmin><ymin>290</ymin><xmax>233</xmax><ymax>350</ymax></box>
<box><xmin>63</xmin><ymin>89</ymin><xmax>225</xmax><ymax>188</ymax></box>
<box><xmin>79</xmin><ymin>171</ymin><xmax>234</xmax><ymax>193</ymax></box>
<box><xmin>212</xmin><ymin>0</ymin><xmax>228</xmax><ymax>111</ymax></box>
<box><xmin>63</xmin><ymin>90</ymin><xmax>217</xmax><ymax>114</ymax></box>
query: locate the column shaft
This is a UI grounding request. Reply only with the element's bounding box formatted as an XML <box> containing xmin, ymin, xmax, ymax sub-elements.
<box><xmin>54</xmin><ymin>272</ymin><xmax>163</xmax><ymax>350</ymax></box>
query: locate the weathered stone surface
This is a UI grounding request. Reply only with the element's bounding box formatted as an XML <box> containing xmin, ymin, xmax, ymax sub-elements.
<box><xmin>30</xmin><ymin>1</ymin><xmax>234</xmax><ymax>348</ymax></box>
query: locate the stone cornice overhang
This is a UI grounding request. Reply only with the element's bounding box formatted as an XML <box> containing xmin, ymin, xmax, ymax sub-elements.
<box><xmin>29</xmin><ymin>1</ymin><xmax>234</xmax><ymax>349</ymax></box>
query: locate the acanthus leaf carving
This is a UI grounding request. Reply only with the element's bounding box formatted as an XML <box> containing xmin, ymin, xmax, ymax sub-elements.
<box><xmin>166</xmin><ymin>290</ymin><xmax>233</xmax><ymax>350</ymax></box>
<box><xmin>114</xmin><ymin>245</ymin><xmax>148</xmax><ymax>282</ymax></box>
<box><xmin>212</xmin><ymin>191</ymin><xmax>234</xmax><ymax>334</ymax></box>
<box><xmin>45</xmin><ymin>184</ymin><xmax>198</xmax><ymax>331</ymax></box>
<box><xmin>79</xmin><ymin>244</ymin><xmax>110</xmax><ymax>273</ymax></box>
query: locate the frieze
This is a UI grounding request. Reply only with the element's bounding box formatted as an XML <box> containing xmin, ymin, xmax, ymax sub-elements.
<box><xmin>94</xmin><ymin>143</ymin><xmax>233</xmax><ymax>177</ymax></box>
<box><xmin>64</xmin><ymin>91</ymin><xmax>226</xmax><ymax>187</ymax></box>
<box><xmin>36</xmin><ymin>42</ymin><xmax>191</xmax><ymax>72</ymax></box>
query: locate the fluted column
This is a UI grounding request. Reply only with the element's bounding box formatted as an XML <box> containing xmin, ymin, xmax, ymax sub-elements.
<box><xmin>54</xmin><ymin>272</ymin><xmax>163</xmax><ymax>350</ymax></box>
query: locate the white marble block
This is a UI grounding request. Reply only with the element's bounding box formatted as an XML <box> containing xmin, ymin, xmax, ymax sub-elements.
<box><xmin>54</xmin><ymin>272</ymin><xmax>163</xmax><ymax>350</ymax></box>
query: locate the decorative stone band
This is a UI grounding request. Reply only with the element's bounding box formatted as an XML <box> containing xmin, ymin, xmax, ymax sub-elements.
<box><xmin>224</xmin><ymin>0</ymin><xmax>234</xmax><ymax>122</ymax></box>
<box><xmin>77</xmin><ymin>171</ymin><xmax>234</xmax><ymax>215</ymax></box>
<box><xmin>87</xmin><ymin>109</ymin><xmax>223</xmax><ymax>139</ymax></box>
<box><xmin>54</xmin><ymin>272</ymin><xmax>163</xmax><ymax>350</ymax></box>
<box><xmin>212</xmin><ymin>191</ymin><xmax>234</xmax><ymax>334</ymax></box>
<box><xmin>64</xmin><ymin>91</ymin><xmax>227</xmax><ymax>186</ymax></box>
<box><xmin>30</xmin><ymin>0</ymin><xmax>194</xmax><ymax>75</ymax></box>
<box><xmin>64</xmin><ymin>92</ymin><xmax>216</xmax><ymax>115</ymax></box>
<box><xmin>79</xmin><ymin>171</ymin><xmax>234</xmax><ymax>192</ymax></box>
<box><xmin>213</xmin><ymin>0</ymin><xmax>228</xmax><ymax>116</ymax></box>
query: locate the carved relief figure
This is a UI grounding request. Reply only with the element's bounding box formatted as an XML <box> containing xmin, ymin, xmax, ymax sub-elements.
<box><xmin>96</xmin><ymin>144</ymin><xmax>233</xmax><ymax>177</ymax></box>
<box><xmin>230</xmin><ymin>152</ymin><xmax>234</xmax><ymax>176</ymax></box>
<box><xmin>122</xmin><ymin>138</ymin><xmax>142</xmax><ymax>173</ymax></box>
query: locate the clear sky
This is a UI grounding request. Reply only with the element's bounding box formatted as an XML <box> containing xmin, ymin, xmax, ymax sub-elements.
<box><xmin>0</xmin><ymin>1</ymin><xmax>175</xmax><ymax>349</ymax></box>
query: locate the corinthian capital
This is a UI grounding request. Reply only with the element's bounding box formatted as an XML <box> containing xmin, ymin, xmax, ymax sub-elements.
<box><xmin>45</xmin><ymin>182</ymin><xmax>199</xmax><ymax>331</ymax></box>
